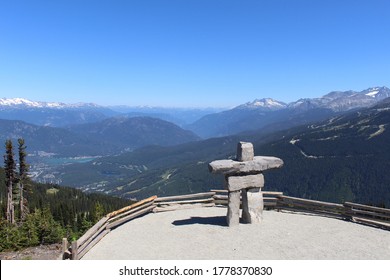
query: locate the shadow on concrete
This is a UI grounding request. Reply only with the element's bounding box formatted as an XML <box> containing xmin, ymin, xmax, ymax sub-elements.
<box><xmin>172</xmin><ymin>216</ymin><xmax>228</xmax><ymax>227</ymax></box>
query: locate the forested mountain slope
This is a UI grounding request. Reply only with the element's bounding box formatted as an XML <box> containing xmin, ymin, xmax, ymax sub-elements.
<box><xmin>259</xmin><ymin>98</ymin><xmax>390</xmax><ymax>206</ymax></box>
<box><xmin>0</xmin><ymin>116</ymin><xmax>200</xmax><ymax>158</ymax></box>
<box><xmin>0</xmin><ymin>168</ymin><xmax>130</xmax><ymax>251</ymax></box>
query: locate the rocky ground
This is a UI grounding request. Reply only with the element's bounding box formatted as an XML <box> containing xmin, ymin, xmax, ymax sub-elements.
<box><xmin>0</xmin><ymin>243</ymin><xmax>62</xmax><ymax>260</ymax></box>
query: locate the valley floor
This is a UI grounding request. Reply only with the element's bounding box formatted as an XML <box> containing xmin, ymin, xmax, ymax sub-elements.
<box><xmin>82</xmin><ymin>207</ymin><xmax>390</xmax><ymax>260</ymax></box>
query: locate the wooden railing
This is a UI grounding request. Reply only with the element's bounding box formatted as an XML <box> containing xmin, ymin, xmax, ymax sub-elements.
<box><xmin>277</xmin><ymin>195</ymin><xmax>346</xmax><ymax>218</ymax></box>
<box><xmin>62</xmin><ymin>189</ymin><xmax>390</xmax><ymax>260</ymax></box>
<box><xmin>153</xmin><ymin>192</ymin><xmax>216</xmax><ymax>212</ymax></box>
<box><xmin>63</xmin><ymin>196</ymin><xmax>157</xmax><ymax>260</ymax></box>
<box><xmin>274</xmin><ymin>195</ymin><xmax>390</xmax><ymax>230</ymax></box>
<box><xmin>211</xmin><ymin>189</ymin><xmax>282</xmax><ymax>208</ymax></box>
<box><xmin>344</xmin><ymin>202</ymin><xmax>390</xmax><ymax>230</ymax></box>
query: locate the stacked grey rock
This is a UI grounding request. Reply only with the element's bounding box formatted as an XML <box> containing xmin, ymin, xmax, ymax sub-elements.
<box><xmin>209</xmin><ymin>142</ymin><xmax>283</xmax><ymax>227</ymax></box>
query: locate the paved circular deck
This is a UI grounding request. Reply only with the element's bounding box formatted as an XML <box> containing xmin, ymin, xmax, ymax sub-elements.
<box><xmin>82</xmin><ymin>206</ymin><xmax>390</xmax><ymax>260</ymax></box>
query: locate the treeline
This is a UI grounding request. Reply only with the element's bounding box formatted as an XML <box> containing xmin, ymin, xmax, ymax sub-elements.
<box><xmin>0</xmin><ymin>164</ymin><xmax>131</xmax><ymax>252</ymax></box>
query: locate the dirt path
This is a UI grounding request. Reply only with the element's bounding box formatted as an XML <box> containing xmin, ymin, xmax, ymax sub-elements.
<box><xmin>0</xmin><ymin>243</ymin><xmax>62</xmax><ymax>260</ymax></box>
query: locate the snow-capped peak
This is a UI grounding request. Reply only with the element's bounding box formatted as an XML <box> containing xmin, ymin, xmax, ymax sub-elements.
<box><xmin>0</xmin><ymin>97</ymin><xmax>99</xmax><ymax>109</ymax></box>
<box><xmin>240</xmin><ymin>98</ymin><xmax>287</xmax><ymax>110</ymax></box>
<box><xmin>365</xmin><ymin>88</ymin><xmax>380</xmax><ymax>97</ymax></box>
<box><xmin>0</xmin><ymin>97</ymin><xmax>41</xmax><ymax>107</ymax></box>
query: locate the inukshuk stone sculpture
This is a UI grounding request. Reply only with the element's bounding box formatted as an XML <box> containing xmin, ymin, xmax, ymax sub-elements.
<box><xmin>209</xmin><ymin>142</ymin><xmax>283</xmax><ymax>227</ymax></box>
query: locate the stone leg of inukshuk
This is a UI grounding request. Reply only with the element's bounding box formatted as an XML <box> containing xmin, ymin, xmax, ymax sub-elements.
<box><xmin>227</xmin><ymin>190</ymin><xmax>241</xmax><ymax>226</ymax></box>
<box><xmin>227</xmin><ymin>173</ymin><xmax>265</xmax><ymax>224</ymax></box>
<box><xmin>242</xmin><ymin>188</ymin><xmax>263</xmax><ymax>223</ymax></box>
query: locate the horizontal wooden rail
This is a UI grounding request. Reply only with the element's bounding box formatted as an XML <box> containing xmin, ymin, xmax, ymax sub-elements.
<box><xmin>213</xmin><ymin>200</ymin><xmax>277</xmax><ymax>207</ymax></box>
<box><xmin>213</xmin><ymin>194</ymin><xmax>278</xmax><ymax>201</ymax></box>
<box><xmin>343</xmin><ymin>201</ymin><xmax>390</xmax><ymax>229</ymax></box>
<box><xmin>210</xmin><ymin>189</ymin><xmax>283</xmax><ymax>196</ymax></box>
<box><xmin>154</xmin><ymin>202</ymin><xmax>215</xmax><ymax>213</ymax></box>
<box><xmin>352</xmin><ymin>217</ymin><xmax>390</xmax><ymax>230</ymax></box>
<box><xmin>77</xmin><ymin>229</ymin><xmax>110</xmax><ymax>260</ymax></box>
<box><xmin>277</xmin><ymin>195</ymin><xmax>347</xmax><ymax>221</ymax></box>
<box><xmin>276</xmin><ymin>196</ymin><xmax>349</xmax><ymax>219</ymax></box>
<box><xmin>278</xmin><ymin>195</ymin><xmax>345</xmax><ymax>209</ymax></box>
<box><xmin>76</xmin><ymin>216</ymin><xmax>109</xmax><ymax>249</ymax></box>
<box><xmin>68</xmin><ymin>195</ymin><xmax>157</xmax><ymax>260</ymax></box>
<box><xmin>107</xmin><ymin>204</ymin><xmax>156</xmax><ymax>230</ymax></box>
<box><xmin>108</xmin><ymin>201</ymin><xmax>155</xmax><ymax>223</ymax></box>
<box><xmin>212</xmin><ymin>190</ymin><xmax>281</xmax><ymax>208</ymax></box>
<box><xmin>107</xmin><ymin>195</ymin><xmax>157</xmax><ymax>218</ymax></box>
<box><xmin>78</xmin><ymin>220</ymin><xmax>109</xmax><ymax>254</ymax></box>
<box><xmin>276</xmin><ymin>196</ymin><xmax>390</xmax><ymax>229</ymax></box>
<box><xmin>344</xmin><ymin>202</ymin><xmax>390</xmax><ymax>214</ymax></box>
<box><xmin>154</xmin><ymin>192</ymin><xmax>216</xmax><ymax>213</ymax></box>
<box><xmin>349</xmin><ymin>208</ymin><xmax>390</xmax><ymax>220</ymax></box>
<box><xmin>156</xmin><ymin>198</ymin><xmax>214</xmax><ymax>206</ymax></box>
<box><xmin>154</xmin><ymin>192</ymin><xmax>215</xmax><ymax>202</ymax></box>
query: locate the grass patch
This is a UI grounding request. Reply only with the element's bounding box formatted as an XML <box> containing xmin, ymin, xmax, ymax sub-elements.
<box><xmin>46</xmin><ymin>188</ymin><xmax>59</xmax><ymax>195</ymax></box>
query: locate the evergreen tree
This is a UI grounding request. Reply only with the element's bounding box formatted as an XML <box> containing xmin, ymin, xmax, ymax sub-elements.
<box><xmin>4</xmin><ymin>140</ymin><xmax>16</xmax><ymax>224</ymax></box>
<box><xmin>91</xmin><ymin>201</ymin><xmax>105</xmax><ymax>223</ymax></box>
<box><xmin>17</xmin><ymin>138</ymin><xmax>29</xmax><ymax>221</ymax></box>
<box><xmin>33</xmin><ymin>207</ymin><xmax>63</xmax><ymax>245</ymax></box>
<box><xmin>20</xmin><ymin>213</ymin><xmax>39</xmax><ymax>246</ymax></box>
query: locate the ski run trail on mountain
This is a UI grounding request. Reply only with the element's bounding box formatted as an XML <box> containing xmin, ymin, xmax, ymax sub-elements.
<box><xmin>289</xmin><ymin>138</ymin><xmax>324</xmax><ymax>159</ymax></box>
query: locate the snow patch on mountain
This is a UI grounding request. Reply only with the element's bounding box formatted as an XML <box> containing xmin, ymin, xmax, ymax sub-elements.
<box><xmin>365</xmin><ymin>90</ymin><xmax>379</xmax><ymax>97</ymax></box>
<box><xmin>289</xmin><ymin>138</ymin><xmax>300</xmax><ymax>145</ymax></box>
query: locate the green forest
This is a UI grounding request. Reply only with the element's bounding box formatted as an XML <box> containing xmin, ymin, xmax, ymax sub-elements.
<box><xmin>0</xmin><ymin>140</ymin><xmax>131</xmax><ymax>252</ymax></box>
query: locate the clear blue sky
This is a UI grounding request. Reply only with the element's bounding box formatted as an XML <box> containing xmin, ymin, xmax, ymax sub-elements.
<box><xmin>1</xmin><ymin>0</ymin><xmax>389</xmax><ymax>107</ymax></box>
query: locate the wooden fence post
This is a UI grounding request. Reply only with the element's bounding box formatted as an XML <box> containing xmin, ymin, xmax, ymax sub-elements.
<box><xmin>62</xmin><ymin>238</ymin><xmax>68</xmax><ymax>260</ymax></box>
<box><xmin>71</xmin><ymin>241</ymin><xmax>78</xmax><ymax>260</ymax></box>
<box><xmin>343</xmin><ymin>203</ymin><xmax>353</xmax><ymax>221</ymax></box>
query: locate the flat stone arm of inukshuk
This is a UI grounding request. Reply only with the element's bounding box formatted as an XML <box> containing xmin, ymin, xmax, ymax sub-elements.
<box><xmin>208</xmin><ymin>156</ymin><xmax>284</xmax><ymax>175</ymax></box>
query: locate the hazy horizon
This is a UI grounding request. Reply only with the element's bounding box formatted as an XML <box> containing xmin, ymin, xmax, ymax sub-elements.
<box><xmin>1</xmin><ymin>84</ymin><xmax>388</xmax><ymax>109</ymax></box>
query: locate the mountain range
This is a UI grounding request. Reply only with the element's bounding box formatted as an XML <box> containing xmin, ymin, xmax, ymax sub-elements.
<box><xmin>187</xmin><ymin>87</ymin><xmax>390</xmax><ymax>138</ymax></box>
<box><xmin>2</xmin><ymin>86</ymin><xmax>389</xmax><ymax>138</ymax></box>
<box><xmin>0</xmin><ymin>97</ymin><xmax>100</xmax><ymax>109</ymax></box>
<box><xmin>2</xmin><ymin>86</ymin><xmax>390</xmax><ymax>206</ymax></box>
<box><xmin>56</xmin><ymin>97</ymin><xmax>390</xmax><ymax>207</ymax></box>
<box><xmin>0</xmin><ymin>97</ymin><xmax>222</xmax><ymax>128</ymax></box>
<box><xmin>109</xmin><ymin>106</ymin><xmax>224</xmax><ymax>126</ymax></box>
<box><xmin>0</xmin><ymin>98</ymin><xmax>118</xmax><ymax>127</ymax></box>
<box><xmin>0</xmin><ymin>116</ymin><xmax>199</xmax><ymax>157</ymax></box>
<box><xmin>68</xmin><ymin>116</ymin><xmax>200</xmax><ymax>152</ymax></box>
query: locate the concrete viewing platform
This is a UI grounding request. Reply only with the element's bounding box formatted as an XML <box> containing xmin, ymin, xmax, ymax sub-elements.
<box><xmin>69</xmin><ymin>142</ymin><xmax>389</xmax><ymax>260</ymax></box>
<box><xmin>82</xmin><ymin>207</ymin><xmax>390</xmax><ymax>260</ymax></box>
